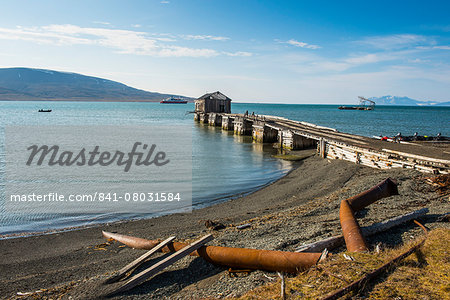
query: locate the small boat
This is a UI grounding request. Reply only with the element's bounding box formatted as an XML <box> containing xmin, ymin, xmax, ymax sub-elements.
<box><xmin>160</xmin><ymin>97</ymin><xmax>188</xmax><ymax>104</ymax></box>
<box><xmin>338</xmin><ymin>106</ymin><xmax>371</xmax><ymax>110</ymax></box>
<box><xmin>338</xmin><ymin>96</ymin><xmax>375</xmax><ymax>110</ymax></box>
<box><xmin>38</xmin><ymin>109</ymin><xmax>52</xmax><ymax>112</ymax></box>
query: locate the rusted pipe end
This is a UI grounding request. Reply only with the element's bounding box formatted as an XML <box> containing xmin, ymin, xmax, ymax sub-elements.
<box><xmin>347</xmin><ymin>177</ymin><xmax>399</xmax><ymax>211</ymax></box>
<box><xmin>102</xmin><ymin>231</ymin><xmax>161</xmax><ymax>250</ymax></box>
<box><xmin>102</xmin><ymin>231</ymin><xmax>200</xmax><ymax>255</ymax></box>
<box><xmin>339</xmin><ymin>200</ymin><xmax>368</xmax><ymax>252</ymax></box>
<box><xmin>103</xmin><ymin>231</ymin><xmax>322</xmax><ymax>273</ymax></box>
<box><xmin>386</xmin><ymin>177</ymin><xmax>399</xmax><ymax>195</ymax></box>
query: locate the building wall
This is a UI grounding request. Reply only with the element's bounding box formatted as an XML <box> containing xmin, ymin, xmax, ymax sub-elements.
<box><xmin>195</xmin><ymin>99</ymin><xmax>231</xmax><ymax>113</ymax></box>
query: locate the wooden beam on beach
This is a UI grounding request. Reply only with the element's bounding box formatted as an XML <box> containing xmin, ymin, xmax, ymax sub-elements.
<box><xmin>108</xmin><ymin>234</ymin><xmax>214</xmax><ymax>296</ymax></box>
<box><xmin>295</xmin><ymin>208</ymin><xmax>429</xmax><ymax>253</ymax></box>
<box><xmin>382</xmin><ymin>149</ymin><xmax>450</xmax><ymax>165</ymax></box>
<box><xmin>104</xmin><ymin>236</ymin><xmax>176</xmax><ymax>284</ymax></box>
<box><xmin>321</xmin><ymin>220</ymin><xmax>428</xmax><ymax>300</ymax></box>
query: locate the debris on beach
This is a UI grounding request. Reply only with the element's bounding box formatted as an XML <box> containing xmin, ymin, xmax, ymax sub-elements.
<box><xmin>340</xmin><ymin>199</ymin><xmax>368</xmax><ymax>252</ymax></box>
<box><xmin>236</xmin><ymin>223</ymin><xmax>252</xmax><ymax>230</ymax></box>
<box><xmin>322</xmin><ymin>221</ymin><xmax>428</xmax><ymax>300</ymax></box>
<box><xmin>296</xmin><ymin>208</ymin><xmax>429</xmax><ymax>253</ymax></box>
<box><xmin>98</xmin><ymin>177</ymin><xmax>428</xmax><ymax>297</ymax></box>
<box><xmin>423</xmin><ymin>173</ymin><xmax>450</xmax><ymax>196</ymax></box>
<box><xmin>203</xmin><ymin>219</ymin><xmax>226</xmax><ymax>230</ymax></box>
<box><xmin>102</xmin><ymin>231</ymin><xmax>322</xmax><ymax>274</ymax></box>
<box><xmin>242</xmin><ymin>227</ymin><xmax>446</xmax><ymax>300</ymax></box>
<box><xmin>105</xmin><ymin>234</ymin><xmax>214</xmax><ymax>296</ymax></box>
<box><xmin>339</xmin><ymin>178</ymin><xmax>398</xmax><ymax>253</ymax></box>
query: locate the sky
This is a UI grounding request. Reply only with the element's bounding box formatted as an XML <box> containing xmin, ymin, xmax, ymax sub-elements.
<box><xmin>0</xmin><ymin>0</ymin><xmax>449</xmax><ymax>104</ymax></box>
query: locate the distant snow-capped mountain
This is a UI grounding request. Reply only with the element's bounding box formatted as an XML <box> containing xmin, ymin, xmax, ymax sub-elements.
<box><xmin>369</xmin><ymin>95</ymin><xmax>449</xmax><ymax>106</ymax></box>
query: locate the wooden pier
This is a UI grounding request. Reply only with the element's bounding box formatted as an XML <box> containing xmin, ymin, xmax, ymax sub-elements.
<box><xmin>194</xmin><ymin>112</ymin><xmax>450</xmax><ymax>174</ymax></box>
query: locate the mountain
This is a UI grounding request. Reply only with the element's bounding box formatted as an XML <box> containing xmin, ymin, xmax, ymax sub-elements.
<box><xmin>369</xmin><ymin>95</ymin><xmax>449</xmax><ymax>106</ymax></box>
<box><xmin>0</xmin><ymin>67</ymin><xmax>191</xmax><ymax>102</ymax></box>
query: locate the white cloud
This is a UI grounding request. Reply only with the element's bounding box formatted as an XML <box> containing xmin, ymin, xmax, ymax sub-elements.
<box><xmin>158</xmin><ymin>46</ymin><xmax>219</xmax><ymax>57</ymax></box>
<box><xmin>181</xmin><ymin>34</ymin><xmax>229</xmax><ymax>41</ymax></box>
<box><xmin>344</xmin><ymin>52</ymin><xmax>402</xmax><ymax>65</ymax></box>
<box><xmin>131</xmin><ymin>24</ymin><xmax>142</xmax><ymax>28</ymax></box>
<box><xmin>154</xmin><ymin>37</ymin><xmax>177</xmax><ymax>42</ymax></box>
<box><xmin>93</xmin><ymin>21</ymin><xmax>111</xmax><ymax>25</ymax></box>
<box><xmin>281</xmin><ymin>51</ymin><xmax>402</xmax><ymax>74</ymax></box>
<box><xmin>223</xmin><ymin>51</ymin><xmax>252</xmax><ymax>57</ymax></box>
<box><xmin>432</xmin><ymin>45</ymin><xmax>450</xmax><ymax>50</ymax></box>
<box><xmin>280</xmin><ymin>39</ymin><xmax>321</xmax><ymax>49</ymax></box>
<box><xmin>160</xmin><ymin>1</ymin><xmax>170</xmax><ymax>3</ymax></box>
<box><xmin>0</xmin><ymin>24</ymin><xmax>247</xmax><ymax>58</ymax></box>
<box><xmin>358</xmin><ymin>34</ymin><xmax>430</xmax><ymax>50</ymax></box>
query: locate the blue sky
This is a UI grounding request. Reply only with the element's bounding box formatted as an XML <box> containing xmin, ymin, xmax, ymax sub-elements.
<box><xmin>0</xmin><ymin>0</ymin><xmax>449</xmax><ymax>103</ymax></box>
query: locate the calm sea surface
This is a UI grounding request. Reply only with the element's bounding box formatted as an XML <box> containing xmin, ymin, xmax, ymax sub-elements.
<box><xmin>1</xmin><ymin>101</ymin><xmax>449</xmax><ymax>235</ymax></box>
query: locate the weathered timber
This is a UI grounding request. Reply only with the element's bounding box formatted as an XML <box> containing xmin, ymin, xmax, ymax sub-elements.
<box><xmin>321</xmin><ymin>221</ymin><xmax>428</xmax><ymax>300</ymax></box>
<box><xmin>195</xmin><ymin>91</ymin><xmax>231</xmax><ymax>114</ymax></box>
<box><xmin>208</xmin><ymin>113</ymin><xmax>222</xmax><ymax>126</ymax></box>
<box><xmin>193</xmin><ymin>110</ymin><xmax>449</xmax><ymax>174</ymax></box>
<box><xmin>108</xmin><ymin>234</ymin><xmax>214</xmax><ymax>296</ymax></box>
<box><xmin>221</xmin><ymin>115</ymin><xmax>234</xmax><ymax>130</ymax></box>
<box><xmin>199</xmin><ymin>113</ymin><xmax>208</xmax><ymax>124</ymax></box>
<box><xmin>234</xmin><ymin>117</ymin><xmax>253</xmax><ymax>135</ymax></box>
<box><xmin>252</xmin><ymin>124</ymin><xmax>278</xmax><ymax>143</ymax></box>
<box><xmin>382</xmin><ymin>148</ymin><xmax>450</xmax><ymax>166</ymax></box>
<box><xmin>296</xmin><ymin>208</ymin><xmax>429</xmax><ymax>252</ymax></box>
<box><xmin>276</xmin><ymin>127</ymin><xmax>320</xmax><ymax>150</ymax></box>
<box><xmin>103</xmin><ymin>231</ymin><xmax>322</xmax><ymax>273</ymax></box>
<box><xmin>104</xmin><ymin>236</ymin><xmax>176</xmax><ymax>284</ymax></box>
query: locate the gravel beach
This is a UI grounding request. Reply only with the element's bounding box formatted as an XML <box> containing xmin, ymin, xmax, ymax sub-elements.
<box><xmin>0</xmin><ymin>154</ymin><xmax>448</xmax><ymax>299</ymax></box>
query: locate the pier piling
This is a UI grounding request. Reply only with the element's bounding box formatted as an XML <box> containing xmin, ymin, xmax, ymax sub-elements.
<box><xmin>192</xmin><ymin>112</ymin><xmax>449</xmax><ymax>174</ymax></box>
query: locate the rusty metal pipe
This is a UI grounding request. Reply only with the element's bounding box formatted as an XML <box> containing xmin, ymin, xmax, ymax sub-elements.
<box><xmin>103</xmin><ymin>231</ymin><xmax>322</xmax><ymax>273</ymax></box>
<box><xmin>347</xmin><ymin>178</ymin><xmax>398</xmax><ymax>211</ymax></box>
<box><xmin>339</xmin><ymin>200</ymin><xmax>368</xmax><ymax>252</ymax></box>
<box><xmin>322</xmin><ymin>220</ymin><xmax>428</xmax><ymax>300</ymax></box>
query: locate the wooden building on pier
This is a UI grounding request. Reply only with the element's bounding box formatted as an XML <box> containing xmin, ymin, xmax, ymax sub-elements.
<box><xmin>195</xmin><ymin>91</ymin><xmax>231</xmax><ymax>113</ymax></box>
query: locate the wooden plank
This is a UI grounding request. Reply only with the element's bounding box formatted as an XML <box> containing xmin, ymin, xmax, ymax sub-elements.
<box><xmin>382</xmin><ymin>149</ymin><xmax>450</xmax><ymax>165</ymax></box>
<box><xmin>105</xmin><ymin>236</ymin><xmax>176</xmax><ymax>284</ymax></box>
<box><xmin>109</xmin><ymin>234</ymin><xmax>214</xmax><ymax>295</ymax></box>
<box><xmin>296</xmin><ymin>208</ymin><xmax>428</xmax><ymax>253</ymax></box>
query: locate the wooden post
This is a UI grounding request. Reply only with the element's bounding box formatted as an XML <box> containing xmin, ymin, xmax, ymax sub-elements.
<box><xmin>278</xmin><ymin>272</ymin><xmax>286</xmax><ymax>300</ymax></box>
<box><xmin>320</xmin><ymin>138</ymin><xmax>326</xmax><ymax>158</ymax></box>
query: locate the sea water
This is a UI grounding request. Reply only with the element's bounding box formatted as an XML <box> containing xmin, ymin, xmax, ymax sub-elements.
<box><xmin>0</xmin><ymin>101</ymin><xmax>448</xmax><ymax>235</ymax></box>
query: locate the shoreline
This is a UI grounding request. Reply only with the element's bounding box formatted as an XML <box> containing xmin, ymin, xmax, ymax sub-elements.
<box><xmin>0</xmin><ymin>161</ymin><xmax>296</xmax><ymax>240</ymax></box>
<box><xmin>1</xmin><ymin>155</ymin><xmax>448</xmax><ymax>299</ymax></box>
<box><xmin>0</xmin><ymin>155</ymin><xmax>352</xmax><ymax>296</ymax></box>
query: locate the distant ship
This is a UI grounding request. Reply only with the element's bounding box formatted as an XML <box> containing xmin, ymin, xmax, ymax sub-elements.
<box><xmin>160</xmin><ymin>97</ymin><xmax>188</xmax><ymax>104</ymax></box>
<box><xmin>338</xmin><ymin>96</ymin><xmax>375</xmax><ymax>111</ymax></box>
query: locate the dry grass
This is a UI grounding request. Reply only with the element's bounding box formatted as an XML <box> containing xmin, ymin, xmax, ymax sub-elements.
<box><xmin>238</xmin><ymin>228</ymin><xmax>449</xmax><ymax>300</ymax></box>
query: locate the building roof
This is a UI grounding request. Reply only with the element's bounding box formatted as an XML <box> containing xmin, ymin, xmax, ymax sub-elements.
<box><xmin>196</xmin><ymin>91</ymin><xmax>232</xmax><ymax>101</ymax></box>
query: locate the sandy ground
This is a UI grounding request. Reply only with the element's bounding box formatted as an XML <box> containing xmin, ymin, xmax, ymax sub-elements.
<box><xmin>0</xmin><ymin>154</ymin><xmax>448</xmax><ymax>299</ymax></box>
